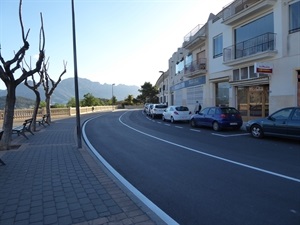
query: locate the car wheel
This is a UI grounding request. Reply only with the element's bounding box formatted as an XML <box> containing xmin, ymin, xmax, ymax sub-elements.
<box><xmin>171</xmin><ymin>117</ymin><xmax>175</xmax><ymax>123</ymax></box>
<box><xmin>250</xmin><ymin>124</ymin><xmax>264</xmax><ymax>138</ymax></box>
<box><xmin>212</xmin><ymin>121</ymin><xmax>220</xmax><ymax>131</ymax></box>
<box><xmin>190</xmin><ymin>119</ymin><xmax>196</xmax><ymax>127</ymax></box>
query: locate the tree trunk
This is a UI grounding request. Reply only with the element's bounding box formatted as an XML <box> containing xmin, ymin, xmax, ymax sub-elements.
<box><xmin>0</xmin><ymin>84</ymin><xmax>17</xmax><ymax>150</ymax></box>
<box><xmin>45</xmin><ymin>95</ymin><xmax>51</xmax><ymax>123</ymax></box>
<box><xmin>31</xmin><ymin>90</ymin><xmax>41</xmax><ymax>132</ymax></box>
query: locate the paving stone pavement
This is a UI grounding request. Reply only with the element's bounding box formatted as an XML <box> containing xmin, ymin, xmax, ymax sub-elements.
<box><xmin>0</xmin><ymin>117</ymin><xmax>167</xmax><ymax>225</ymax></box>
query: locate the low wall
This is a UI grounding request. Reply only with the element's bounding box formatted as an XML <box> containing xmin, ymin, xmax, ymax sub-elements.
<box><xmin>0</xmin><ymin>105</ymin><xmax>118</xmax><ymax>121</ymax></box>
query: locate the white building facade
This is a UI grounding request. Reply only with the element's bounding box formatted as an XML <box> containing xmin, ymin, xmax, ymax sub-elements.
<box><xmin>156</xmin><ymin>0</ymin><xmax>300</xmax><ymax>121</ymax></box>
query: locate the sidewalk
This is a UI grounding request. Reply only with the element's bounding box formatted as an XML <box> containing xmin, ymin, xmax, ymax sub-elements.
<box><xmin>0</xmin><ymin>116</ymin><xmax>167</xmax><ymax>225</ymax></box>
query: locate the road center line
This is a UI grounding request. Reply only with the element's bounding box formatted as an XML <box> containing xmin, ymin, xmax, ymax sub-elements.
<box><xmin>119</xmin><ymin>111</ymin><xmax>300</xmax><ymax>183</ymax></box>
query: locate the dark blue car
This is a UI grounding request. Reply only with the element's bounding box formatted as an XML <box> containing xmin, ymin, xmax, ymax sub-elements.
<box><xmin>190</xmin><ymin>107</ymin><xmax>243</xmax><ymax>131</ymax></box>
<box><xmin>246</xmin><ymin>107</ymin><xmax>300</xmax><ymax>139</ymax></box>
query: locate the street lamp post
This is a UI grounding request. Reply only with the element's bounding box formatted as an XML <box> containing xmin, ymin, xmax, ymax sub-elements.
<box><xmin>71</xmin><ymin>0</ymin><xmax>82</xmax><ymax>148</ymax></box>
<box><xmin>112</xmin><ymin>83</ymin><xmax>115</xmax><ymax>109</ymax></box>
<box><xmin>159</xmin><ymin>71</ymin><xmax>165</xmax><ymax>104</ymax></box>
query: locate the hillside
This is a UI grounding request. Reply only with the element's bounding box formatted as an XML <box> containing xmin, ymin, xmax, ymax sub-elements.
<box><xmin>0</xmin><ymin>78</ymin><xmax>140</xmax><ymax>104</ymax></box>
<box><xmin>0</xmin><ymin>96</ymin><xmax>36</xmax><ymax>109</ymax></box>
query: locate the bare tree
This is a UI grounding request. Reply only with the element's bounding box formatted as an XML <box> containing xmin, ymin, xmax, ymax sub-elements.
<box><xmin>24</xmin><ymin>73</ymin><xmax>43</xmax><ymax>132</ymax></box>
<box><xmin>42</xmin><ymin>58</ymin><xmax>67</xmax><ymax>123</ymax></box>
<box><xmin>0</xmin><ymin>0</ymin><xmax>45</xmax><ymax>150</ymax></box>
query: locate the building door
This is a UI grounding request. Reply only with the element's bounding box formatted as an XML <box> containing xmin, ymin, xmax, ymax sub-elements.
<box><xmin>237</xmin><ymin>85</ymin><xmax>269</xmax><ymax>121</ymax></box>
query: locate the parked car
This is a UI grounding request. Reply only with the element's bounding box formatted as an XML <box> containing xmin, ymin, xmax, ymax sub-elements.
<box><xmin>145</xmin><ymin>104</ymin><xmax>154</xmax><ymax>116</ymax></box>
<box><xmin>144</xmin><ymin>103</ymin><xmax>150</xmax><ymax>113</ymax></box>
<box><xmin>190</xmin><ymin>106</ymin><xmax>243</xmax><ymax>131</ymax></box>
<box><xmin>246</xmin><ymin>107</ymin><xmax>300</xmax><ymax>139</ymax></box>
<box><xmin>162</xmin><ymin>105</ymin><xmax>191</xmax><ymax>123</ymax></box>
<box><xmin>150</xmin><ymin>104</ymin><xmax>168</xmax><ymax>118</ymax></box>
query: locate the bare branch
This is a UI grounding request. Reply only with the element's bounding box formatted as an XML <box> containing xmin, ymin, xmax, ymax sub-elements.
<box><xmin>39</xmin><ymin>13</ymin><xmax>45</xmax><ymax>51</ymax></box>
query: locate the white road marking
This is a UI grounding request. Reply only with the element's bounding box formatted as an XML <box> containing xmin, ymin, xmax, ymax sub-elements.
<box><xmin>175</xmin><ymin>126</ymin><xmax>183</xmax><ymax>129</ymax></box>
<box><xmin>82</xmin><ymin>118</ymin><xmax>179</xmax><ymax>225</ymax></box>
<box><xmin>119</xmin><ymin>111</ymin><xmax>300</xmax><ymax>183</ymax></box>
<box><xmin>190</xmin><ymin>129</ymin><xmax>201</xmax><ymax>132</ymax></box>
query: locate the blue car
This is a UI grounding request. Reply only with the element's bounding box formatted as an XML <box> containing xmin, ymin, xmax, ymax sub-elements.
<box><xmin>246</xmin><ymin>107</ymin><xmax>300</xmax><ymax>139</ymax></box>
<box><xmin>190</xmin><ymin>107</ymin><xmax>243</xmax><ymax>131</ymax></box>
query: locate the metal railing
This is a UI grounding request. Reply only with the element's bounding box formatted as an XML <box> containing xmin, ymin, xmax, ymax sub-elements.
<box><xmin>184</xmin><ymin>58</ymin><xmax>207</xmax><ymax>75</ymax></box>
<box><xmin>223</xmin><ymin>0</ymin><xmax>261</xmax><ymax>21</ymax></box>
<box><xmin>223</xmin><ymin>32</ymin><xmax>276</xmax><ymax>62</ymax></box>
<box><xmin>184</xmin><ymin>24</ymin><xmax>204</xmax><ymax>42</ymax></box>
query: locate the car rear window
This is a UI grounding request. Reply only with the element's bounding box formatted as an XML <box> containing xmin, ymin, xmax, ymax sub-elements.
<box><xmin>175</xmin><ymin>106</ymin><xmax>189</xmax><ymax>111</ymax></box>
<box><xmin>220</xmin><ymin>108</ymin><xmax>239</xmax><ymax>114</ymax></box>
<box><xmin>155</xmin><ymin>105</ymin><xmax>167</xmax><ymax>109</ymax></box>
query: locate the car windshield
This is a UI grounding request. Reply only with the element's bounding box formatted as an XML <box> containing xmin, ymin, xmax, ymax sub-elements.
<box><xmin>175</xmin><ymin>106</ymin><xmax>189</xmax><ymax>111</ymax></box>
<box><xmin>220</xmin><ymin>108</ymin><xmax>239</xmax><ymax>114</ymax></box>
<box><xmin>156</xmin><ymin>105</ymin><xmax>167</xmax><ymax>109</ymax></box>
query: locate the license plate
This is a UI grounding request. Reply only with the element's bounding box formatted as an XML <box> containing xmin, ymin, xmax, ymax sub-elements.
<box><xmin>230</xmin><ymin>123</ymin><xmax>237</xmax><ymax>125</ymax></box>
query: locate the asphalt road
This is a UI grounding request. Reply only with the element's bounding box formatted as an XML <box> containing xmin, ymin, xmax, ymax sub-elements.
<box><xmin>83</xmin><ymin>109</ymin><xmax>300</xmax><ymax>225</ymax></box>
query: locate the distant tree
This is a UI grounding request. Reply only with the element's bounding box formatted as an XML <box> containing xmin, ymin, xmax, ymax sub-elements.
<box><xmin>0</xmin><ymin>0</ymin><xmax>45</xmax><ymax>150</ymax></box>
<box><xmin>51</xmin><ymin>103</ymin><xmax>65</xmax><ymax>108</ymax></box>
<box><xmin>66</xmin><ymin>97</ymin><xmax>76</xmax><ymax>107</ymax></box>
<box><xmin>41</xmin><ymin>58</ymin><xmax>67</xmax><ymax>123</ymax></box>
<box><xmin>81</xmin><ymin>93</ymin><xmax>100</xmax><ymax>107</ymax></box>
<box><xmin>40</xmin><ymin>101</ymin><xmax>46</xmax><ymax>108</ymax></box>
<box><xmin>124</xmin><ymin>95</ymin><xmax>134</xmax><ymax>105</ymax></box>
<box><xmin>112</xmin><ymin>96</ymin><xmax>117</xmax><ymax>105</ymax></box>
<box><xmin>137</xmin><ymin>82</ymin><xmax>159</xmax><ymax>103</ymax></box>
<box><xmin>133</xmin><ymin>98</ymin><xmax>141</xmax><ymax>105</ymax></box>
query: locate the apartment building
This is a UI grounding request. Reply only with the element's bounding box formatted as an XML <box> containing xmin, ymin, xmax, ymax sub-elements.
<box><xmin>157</xmin><ymin>0</ymin><xmax>300</xmax><ymax>121</ymax></box>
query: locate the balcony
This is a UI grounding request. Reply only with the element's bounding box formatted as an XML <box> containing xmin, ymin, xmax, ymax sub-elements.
<box><xmin>184</xmin><ymin>59</ymin><xmax>207</xmax><ymax>77</ymax></box>
<box><xmin>223</xmin><ymin>32</ymin><xmax>277</xmax><ymax>65</ymax></box>
<box><xmin>183</xmin><ymin>24</ymin><xmax>206</xmax><ymax>49</ymax></box>
<box><xmin>222</xmin><ymin>0</ymin><xmax>276</xmax><ymax>25</ymax></box>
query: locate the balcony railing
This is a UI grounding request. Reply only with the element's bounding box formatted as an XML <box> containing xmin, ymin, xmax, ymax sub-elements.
<box><xmin>184</xmin><ymin>24</ymin><xmax>204</xmax><ymax>42</ymax></box>
<box><xmin>223</xmin><ymin>0</ymin><xmax>262</xmax><ymax>21</ymax></box>
<box><xmin>223</xmin><ymin>32</ymin><xmax>276</xmax><ymax>63</ymax></box>
<box><xmin>184</xmin><ymin>58</ymin><xmax>207</xmax><ymax>76</ymax></box>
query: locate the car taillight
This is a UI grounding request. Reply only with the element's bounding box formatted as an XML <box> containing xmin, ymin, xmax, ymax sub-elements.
<box><xmin>189</xmin><ymin>111</ymin><xmax>191</xmax><ymax>115</ymax></box>
<box><xmin>174</xmin><ymin>111</ymin><xmax>179</xmax><ymax>115</ymax></box>
<box><xmin>220</xmin><ymin>114</ymin><xmax>228</xmax><ymax>118</ymax></box>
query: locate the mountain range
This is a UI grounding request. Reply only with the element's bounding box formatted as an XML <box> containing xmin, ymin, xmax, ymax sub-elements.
<box><xmin>0</xmin><ymin>78</ymin><xmax>140</xmax><ymax>104</ymax></box>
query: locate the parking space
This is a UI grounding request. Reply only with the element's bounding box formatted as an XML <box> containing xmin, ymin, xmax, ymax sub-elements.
<box><xmin>144</xmin><ymin>112</ymin><xmax>248</xmax><ymax>138</ymax></box>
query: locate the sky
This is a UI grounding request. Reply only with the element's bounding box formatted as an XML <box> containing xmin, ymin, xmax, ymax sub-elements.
<box><xmin>0</xmin><ymin>0</ymin><xmax>233</xmax><ymax>90</ymax></box>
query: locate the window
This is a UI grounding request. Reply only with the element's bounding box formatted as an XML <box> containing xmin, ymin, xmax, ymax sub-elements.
<box><xmin>185</xmin><ymin>54</ymin><xmax>193</xmax><ymax>66</ymax></box>
<box><xmin>233</xmin><ymin>69</ymin><xmax>239</xmax><ymax>81</ymax></box>
<box><xmin>235</xmin><ymin>13</ymin><xmax>274</xmax><ymax>44</ymax></box>
<box><xmin>249</xmin><ymin>66</ymin><xmax>256</xmax><ymax>78</ymax></box>
<box><xmin>271</xmin><ymin>108</ymin><xmax>293</xmax><ymax>120</ymax></box>
<box><xmin>232</xmin><ymin>66</ymin><xmax>260</xmax><ymax>81</ymax></box>
<box><xmin>241</xmin><ymin>67</ymin><xmax>248</xmax><ymax>79</ymax></box>
<box><xmin>208</xmin><ymin>108</ymin><xmax>216</xmax><ymax>115</ymax></box>
<box><xmin>175</xmin><ymin>60</ymin><xmax>184</xmax><ymax>74</ymax></box>
<box><xmin>213</xmin><ymin>34</ymin><xmax>223</xmax><ymax>58</ymax></box>
<box><xmin>289</xmin><ymin>1</ymin><xmax>300</xmax><ymax>33</ymax></box>
<box><xmin>216</xmin><ymin>82</ymin><xmax>229</xmax><ymax>106</ymax></box>
<box><xmin>292</xmin><ymin>109</ymin><xmax>300</xmax><ymax>121</ymax></box>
